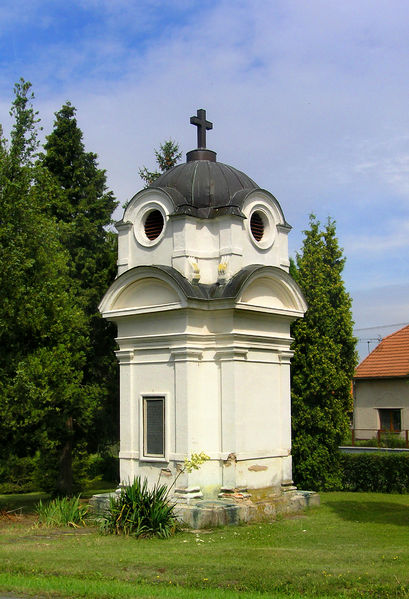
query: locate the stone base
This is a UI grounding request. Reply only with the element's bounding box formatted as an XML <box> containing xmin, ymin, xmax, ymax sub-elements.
<box><xmin>89</xmin><ymin>488</ymin><xmax>319</xmax><ymax>529</ymax></box>
<box><xmin>173</xmin><ymin>486</ymin><xmax>203</xmax><ymax>503</ymax></box>
<box><xmin>89</xmin><ymin>492</ymin><xmax>115</xmax><ymax>514</ymax></box>
<box><xmin>175</xmin><ymin>489</ymin><xmax>319</xmax><ymax>528</ymax></box>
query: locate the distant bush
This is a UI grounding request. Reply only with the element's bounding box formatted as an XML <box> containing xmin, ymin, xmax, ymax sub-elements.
<box><xmin>83</xmin><ymin>450</ymin><xmax>119</xmax><ymax>483</ymax></box>
<box><xmin>36</xmin><ymin>495</ymin><xmax>89</xmax><ymax>527</ymax></box>
<box><xmin>343</xmin><ymin>433</ymin><xmax>407</xmax><ymax>449</ymax></box>
<box><xmin>35</xmin><ymin>446</ymin><xmax>119</xmax><ymax>495</ymax></box>
<box><xmin>0</xmin><ymin>455</ymin><xmax>38</xmax><ymax>494</ymax></box>
<box><xmin>340</xmin><ymin>453</ymin><xmax>409</xmax><ymax>493</ymax></box>
<box><xmin>0</xmin><ymin>446</ymin><xmax>119</xmax><ymax>496</ymax></box>
<box><xmin>101</xmin><ymin>477</ymin><xmax>178</xmax><ymax>538</ymax></box>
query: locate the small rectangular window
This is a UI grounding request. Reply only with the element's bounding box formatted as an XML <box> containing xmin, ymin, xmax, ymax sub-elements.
<box><xmin>379</xmin><ymin>409</ymin><xmax>401</xmax><ymax>432</ymax></box>
<box><xmin>143</xmin><ymin>397</ymin><xmax>165</xmax><ymax>457</ymax></box>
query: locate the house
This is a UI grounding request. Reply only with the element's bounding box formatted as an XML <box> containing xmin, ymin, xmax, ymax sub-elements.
<box><xmin>353</xmin><ymin>324</ymin><xmax>409</xmax><ymax>442</ymax></box>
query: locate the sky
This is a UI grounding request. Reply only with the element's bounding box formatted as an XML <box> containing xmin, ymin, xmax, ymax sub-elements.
<box><xmin>1</xmin><ymin>0</ymin><xmax>408</xmax><ymax>360</ymax></box>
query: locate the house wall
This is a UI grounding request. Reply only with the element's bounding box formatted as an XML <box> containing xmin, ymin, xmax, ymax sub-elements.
<box><xmin>354</xmin><ymin>378</ymin><xmax>409</xmax><ymax>438</ymax></box>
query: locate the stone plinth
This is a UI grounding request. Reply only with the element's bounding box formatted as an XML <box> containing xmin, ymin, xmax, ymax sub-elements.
<box><xmin>90</xmin><ymin>488</ymin><xmax>320</xmax><ymax>529</ymax></box>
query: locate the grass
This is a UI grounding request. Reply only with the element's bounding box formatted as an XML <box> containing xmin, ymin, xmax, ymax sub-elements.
<box><xmin>1</xmin><ymin>492</ymin><xmax>409</xmax><ymax>598</ymax></box>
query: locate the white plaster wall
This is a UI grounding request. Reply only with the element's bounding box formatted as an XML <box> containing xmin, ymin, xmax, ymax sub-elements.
<box><xmin>116</xmin><ymin>310</ymin><xmax>187</xmax><ymax>339</ymax></box>
<box><xmin>118</xmin><ymin>188</ymin><xmax>290</xmax><ymax>285</ymax></box>
<box><xmin>114</xmin><ymin>302</ymin><xmax>295</xmax><ymax>494</ymax></box>
<box><xmin>118</xmin><ymin>358</ymin><xmax>174</xmax><ymax>485</ymax></box>
<box><xmin>236</xmin><ymin>456</ymin><xmax>283</xmax><ymax>490</ymax></box>
<box><xmin>234</xmin><ymin>310</ymin><xmax>292</xmax><ymax>339</ymax></box>
<box><xmin>354</xmin><ymin>378</ymin><xmax>409</xmax><ymax>437</ymax></box>
<box><xmin>234</xmin><ymin>358</ymin><xmax>283</xmax><ymax>455</ymax></box>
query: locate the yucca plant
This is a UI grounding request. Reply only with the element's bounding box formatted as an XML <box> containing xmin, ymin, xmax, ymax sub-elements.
<box><xmin>101</xmin><ymin>454</ymin><xmax>210</xmax><ymax>539</ymax></box>
<box><xmin>101</xmin><ymin>476</ymin><xmax>177</xmax><ymax>538</ymax></box>
<box><xmin>36</xmin><ymin>495</ymin><xmax>89</xmax><ymax>528</ymax></box>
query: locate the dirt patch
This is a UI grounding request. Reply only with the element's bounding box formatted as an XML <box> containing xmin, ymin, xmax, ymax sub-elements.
<box><xmin>0</xmin><ymin>509</ymin><xmax>25</xmax><ymax>522</ymax></box>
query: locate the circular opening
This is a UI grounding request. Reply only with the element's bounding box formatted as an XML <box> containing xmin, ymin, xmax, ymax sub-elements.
<box><xmin>144</xmin><ymin>210</ymin><xmax>164</xmax><ymax>241</ymax></box>
<box><xmin>250</xmin><ymin>211</ymin><xmax>264</xmax><ymax>242</ymax></box>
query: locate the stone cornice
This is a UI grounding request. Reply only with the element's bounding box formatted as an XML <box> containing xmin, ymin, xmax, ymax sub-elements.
<box><xmin>116</xmin><ymin>331</ymin><xmax>293</xmax><ymax>351</ymax></box>
<box><xmin>114</xmin><ymin>349</ymin><xmax>135</xmax><ymax>364</ymax></box>
<box><xmin>170</xmin><ymin>347</ymin><xmax>203</xmax><ymax>361</ymax></box>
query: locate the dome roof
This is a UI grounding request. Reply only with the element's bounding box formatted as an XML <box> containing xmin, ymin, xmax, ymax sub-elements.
<box><xmin>149</xmin><ymin>158</ymin><xmax>260</xmax><ymax>219</ymax></box>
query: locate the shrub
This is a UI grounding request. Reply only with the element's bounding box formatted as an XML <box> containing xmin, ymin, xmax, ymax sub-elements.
<box><xmin>380</xmin><ymin>433</ymin><xmax>407</xmax><ymax>449</ymax></box>
<box><xmin>340</xmin><ymin>453</ymin><xmax>409</xmax><ymax>493</ymax></box>
<box><xmin>82</xmin><ymin>449</ymin><xmax>119</xmax><ymax>483</ymax></box>
<box><xmin>0</xmin><ymin>454</ymin><xmax>38</xmax><ymax>494</ymax></box>
<box><xmin>36</xmin><ymin>495</ymin><xmax>89</xmax><ymax>527</ymax></box>
<box><xmin>344</xmin><ymin>432</ymin><xmax>407</xmax><ymax>449</ymax></box>
<box><xmin>33</xmin><ymin>445</ymin><xmax>119</xmax><ymax>495</ymax></box>
<box><xmin>101</xmin><ymin>477</ymin><xmax>178</xmax><ymax>538</ymax></box>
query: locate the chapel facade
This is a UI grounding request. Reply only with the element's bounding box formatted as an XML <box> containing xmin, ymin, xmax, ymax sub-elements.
<box><xmin>99</xmin><ymin>110</ymin><xmax>306</xmax><ymax>500</ymax></box>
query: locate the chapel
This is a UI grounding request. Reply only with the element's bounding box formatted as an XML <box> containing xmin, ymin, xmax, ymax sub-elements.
<box><xmin>99</xmin><ymin>110</ymin><xmax>307</xmax><ymax>501</ymax></box>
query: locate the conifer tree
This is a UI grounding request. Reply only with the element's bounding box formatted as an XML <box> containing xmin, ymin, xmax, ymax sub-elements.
<box><xmin>138</xmin><ymin>139</ymin><xmax>181</xmax><ymax>186</ymax></box>
<box><xmin>40</xmin><ymin>103</ymin><xmax>119</xmax><ymax>450</ymax></box>
<box><xmin>291</xmin><ymin>215</ymin><xmax>357</xmax><ymax>490</ymax></box>
<box><xmin>0</xmin><ymin>81</ymin><xmax>99</xmax><ymax>495</ymax></box>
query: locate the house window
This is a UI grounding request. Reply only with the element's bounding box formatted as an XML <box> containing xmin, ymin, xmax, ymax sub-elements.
<box><xmin>379</xmin><ymin>409</ymin><xmax>401</xmax><ymax>432</ymax></box>
<box><xmin>143</xmin><ymin>396</ymin><xmax>165</xmax><ymax>457</ymax></box>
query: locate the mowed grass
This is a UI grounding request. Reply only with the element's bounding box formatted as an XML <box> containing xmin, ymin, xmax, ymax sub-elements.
<box><xmin>1</xmin><ymin>492</ymin><xmax>409</xmax><ymax>599</ymax></box>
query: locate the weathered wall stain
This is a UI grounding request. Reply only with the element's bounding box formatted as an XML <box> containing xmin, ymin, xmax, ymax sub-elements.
<box><xmin>248</xmin><ymin>464</ymin><xmax>268</xmax><ymax>472</ymax></box>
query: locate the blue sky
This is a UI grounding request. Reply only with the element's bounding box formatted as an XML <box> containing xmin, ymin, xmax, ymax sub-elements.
<box><xmin>1</xmin><ymin>0</ymin><xmax>408</xmax><ymax>359</ymax></box>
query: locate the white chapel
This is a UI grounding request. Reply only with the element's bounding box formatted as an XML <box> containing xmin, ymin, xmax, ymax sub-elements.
<box><xmin>99</xmin><ymin>110</ymin><xmax>307</xmax><ymax>501</ymax></box>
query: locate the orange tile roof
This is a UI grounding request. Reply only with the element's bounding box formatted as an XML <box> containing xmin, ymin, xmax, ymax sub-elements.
<box><xmin>354</xmin><ymin>324</ymin><xmax>409</xmax><ymax>379</ymax></box>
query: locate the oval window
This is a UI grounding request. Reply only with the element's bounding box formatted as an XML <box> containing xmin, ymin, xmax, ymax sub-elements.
<box><xmin>144</xmin><ymin>210</ymin><xmax>164</xmax><ymax>241</ymax></box>
<box><xmin>250</xmin><ymin>211</ymin><xmax>264</xmax><ymax>242</ymax></box>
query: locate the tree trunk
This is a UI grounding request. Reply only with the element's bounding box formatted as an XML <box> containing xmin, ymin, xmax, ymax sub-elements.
<box><xmin>58</xmin><ymin>416</ymin><xmax>73</xmax><ymax>495</ymax></box>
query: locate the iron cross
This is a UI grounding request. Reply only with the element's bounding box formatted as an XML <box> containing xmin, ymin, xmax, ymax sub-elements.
<box><xmin>190</xmin><ymin>109</ymin><xmax>213</xmax><ymax>148</ymax></box>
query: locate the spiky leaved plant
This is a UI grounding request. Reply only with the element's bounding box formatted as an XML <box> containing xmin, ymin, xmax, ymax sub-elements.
<box><xmin>101</xmin><ymin>452</ymin><xmax>210</xmax><ymax>538</ymax></box>
<box><xmin>101</xmin><ymin>477</ymin><xmax>177</xmax><ymax>538</ymax></box>
<box><xmin>36</xmin><ymin>495</ymin><xmax>89</xmax><ymax>528</ymax></box>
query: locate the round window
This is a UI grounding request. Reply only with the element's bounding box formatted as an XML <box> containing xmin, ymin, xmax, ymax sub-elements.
<box><xmin>250</xmin><ymin>211</ymin><xmax>265</xmax><ymax>242</ymax></box>
<box><xmin>144</xmin><ymin>209</ymin><xmax>164</xmax><ymax>241</ymax></box>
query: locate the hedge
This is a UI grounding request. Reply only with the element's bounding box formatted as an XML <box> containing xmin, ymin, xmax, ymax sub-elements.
<box><xmin>340</xmin><ymin>452</ymin><xmax>409</xmax><ymax>493</ymax></box>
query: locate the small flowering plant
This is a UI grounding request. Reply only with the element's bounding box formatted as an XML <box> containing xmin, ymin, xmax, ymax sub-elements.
<box><xmin>183</xmin><ymin>451</ymin><xmax>210</xmax><ymax>473</ymax></box>
<box><xmin>164</xmin><ymin>451</ymin><xmax>210</xmax><ymax>492</ymax></box>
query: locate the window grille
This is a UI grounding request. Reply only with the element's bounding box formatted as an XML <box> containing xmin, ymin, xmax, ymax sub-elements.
<box><xmin>143</xmin><ymin>397</ymin><xmax>165</xmax><ymax>457</ymax></box>
<box><xmin>250</xmin><ymin>211</ymin><xmax>264</xmax><ymax>241</ymax></box>
<box><xmin>144</xmin><ymin>210</ymin><xmax>164</xmax><ymax>240</ymax></box>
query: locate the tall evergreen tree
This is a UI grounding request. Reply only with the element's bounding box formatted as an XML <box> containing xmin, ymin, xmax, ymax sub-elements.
<box><xmin>138</xmin><ymin>139</ymin><xmax>181</xmax><ymax>186</ymax></box>
<box><xmin>40</xmin><ymin>103</ymin><xmax>119</xmax><ymax>449</ymax></box>
<box><xmin>291</xmin><ymin>215</ymin><xmax>357</xmax><ymax>490</ymax></box>
<box><xmin>0</xmin><ymin>80</ymin><xmax>99</xmax><ymax>495</ymax></box>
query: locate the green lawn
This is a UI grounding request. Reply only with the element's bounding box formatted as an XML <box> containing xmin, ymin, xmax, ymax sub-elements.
<box><xmin>1</xmin><ymin>492</ymin><xmax>409</xmax><ymax>599</ymax></box>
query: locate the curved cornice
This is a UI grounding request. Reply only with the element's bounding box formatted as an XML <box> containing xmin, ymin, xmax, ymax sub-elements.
<box><xmin>100</xmin><ymin>264</ymin><xmax>307</xmax><ymax>317</ymax></box>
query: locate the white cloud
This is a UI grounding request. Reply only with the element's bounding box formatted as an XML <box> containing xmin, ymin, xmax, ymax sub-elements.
<box><xmin>2</xmin><ymin>0</ymin><xmax>409</xmax><ymax>332</ymax></box>
<box><xmin>345</xmin><ymin>219</ymin><xmax>409</xmax><ymax>253</ymax></box>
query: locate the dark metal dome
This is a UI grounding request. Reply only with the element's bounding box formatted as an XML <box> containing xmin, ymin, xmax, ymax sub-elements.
<box><xmin>149</xmin><ymin>159</ymin><xmax>260</xmax><ymax>219</ymax></box>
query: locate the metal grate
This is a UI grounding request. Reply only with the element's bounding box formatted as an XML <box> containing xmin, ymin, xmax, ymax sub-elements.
<box><xmin>144</xmin><ymin>210</ymin><xmax>164</xmax><ymax>240</ymax></box>
<box><xmin>250</xmin><ymin>212</ymin><xmax>264</xmax><ymax>241</ymax></box>
<box><xmin>143</xmin><ymin>397</ymin><xmax>165</xmax><ymax>457</ymax></box>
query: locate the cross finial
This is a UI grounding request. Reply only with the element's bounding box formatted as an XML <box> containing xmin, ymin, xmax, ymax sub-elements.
<box><xmin>190</xmin><ymin>109</ymin><xmax>213</xmax><ymax>149</ymax></box>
